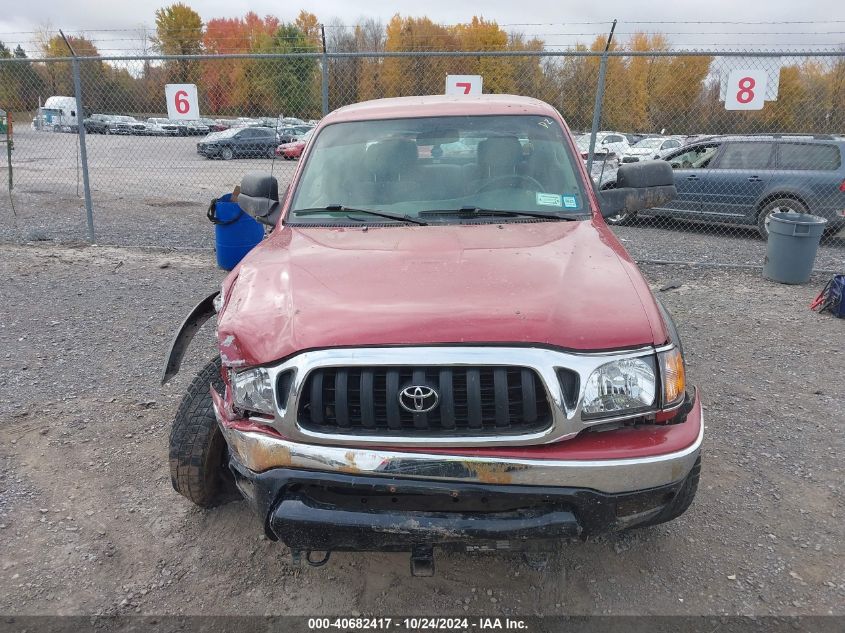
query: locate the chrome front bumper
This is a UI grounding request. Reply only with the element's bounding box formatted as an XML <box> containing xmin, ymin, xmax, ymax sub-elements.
<box><xmin>217</xmin><ymin>404</ymin><xmax>702</xmax><ymax>495</ymax></box>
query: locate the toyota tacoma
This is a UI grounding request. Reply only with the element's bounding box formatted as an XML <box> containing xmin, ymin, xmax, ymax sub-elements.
<box><xmin>163</xmin><ymin>95</ymin><xmax>702</xmax><ymax>575</ymax></box>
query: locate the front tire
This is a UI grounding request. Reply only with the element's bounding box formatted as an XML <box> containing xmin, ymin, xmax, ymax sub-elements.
<box><xmin>757</xmin><ymin>197</ymin><xmax>808</xmax><ymax>239</ymax></box>
<box><xmin>221</xmin><ymin>146</ymin><xmax>234</xmax><ymax>161</ymax></box>
<box><xmin>169</xmin><ymin>357</ymin><xmax>239</xmax><ymax>508</ymax></box>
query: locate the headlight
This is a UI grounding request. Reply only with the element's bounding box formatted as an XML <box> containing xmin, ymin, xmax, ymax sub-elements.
<box><xmin>230</xmin><ymin>368</ymin><xmax>274</xmax><ymax>415</ymax></box>
<box><xmin>582</xmin><ymin>357</ymin><xmax>656</xmax><ymax>418</ymax></box>
<box><xmin>658</xmin><ymin>347</ymin><xmax>686</xmax><ymax>407</ymax></box>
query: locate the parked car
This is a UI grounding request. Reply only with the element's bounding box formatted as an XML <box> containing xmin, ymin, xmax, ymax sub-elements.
<box><xmin>146</xmin><ymin>118</ymin><xmax>181</xmax><ymax>135</ymax></box>
<box><xmin>275</xmin><ymin>128</ymin><xmax>314</xmax><ymax>159</ymax></box>
<box><xmin>196</xmin><ymin>126</ymin><xmax>278</xmax><ymax>159</ymax></box>
<box><xmin>143</xmin><ymin>120</ymin><xmax>177</xmax><ymax>136</ymax></box>
<box><xmin>198</xmin><ymin>118</ymin><xmax>229</xmax><ymax>132</ymax></box>
<box><xmin>165</xmin><ymin>94</ymin><xmax>700</xmax><ymax>575</ymax></box>
<box><xmin>621</xmin><ymin>136</ymin><xmax>684</xmax><ymax>163</ymax></box>
<box><xmin>186</xmin><ymin>120</ymin><xmax>210</xmax><ymax>136</ymax></box>
<box><xmin>277</xmin><ymin>125</ymin><xmax>314</xmax><ymax>144</ymax></box>
<box><xmin>606</xmin><ymin>135</ymin><xmax>845</xmax><ymax>235</ymax></box>
<box><xmin>588</xmin><ymin>153</ymin><xmax>620</xmax><ymax>190</ymax></box>
<box><xmin>83</xmin><ymin>114</ymin><xmax>114</xmax><ymax>134</ymax></box>
<box><xmin>575</xmin><ymin>132</ymin><xmax>630</xmax><ymax>159</ymax></box>
<box><xmin>107</xmin><ymin>115</ymin><xmax>148</xmax><ymax>135</ymax></box>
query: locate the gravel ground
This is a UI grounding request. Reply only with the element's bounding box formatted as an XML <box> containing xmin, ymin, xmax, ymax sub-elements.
<box><xmin>2</xmin><ymin>127</ymin><xmax>843</xmax><ymax>270</ymax></box>
<box><xmin>0</xmin><ymin>241</ymin><xmax>842</xmax><ymax>616</ymax></box>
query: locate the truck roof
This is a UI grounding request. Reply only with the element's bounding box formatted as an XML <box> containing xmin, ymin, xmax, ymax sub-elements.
<box><xmin>327</xmin><ymin>94</ymin><xmax>560</xmax><ymax>123</ymax></box>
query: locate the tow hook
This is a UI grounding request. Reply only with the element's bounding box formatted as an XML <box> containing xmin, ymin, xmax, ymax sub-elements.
<box><xmin>410</xmin><ymin>545</ymin><xmax>435</xmax><ymax>577</ymax></box>
<box><xmin>306</xmin><ymin>550</ymin><xmax>332</xmax><ymax>567</ymax></box>
<box><xmin>290</xmin><ymin>549</ymin><xmax>332</xmax><ymax>567</ymax></box>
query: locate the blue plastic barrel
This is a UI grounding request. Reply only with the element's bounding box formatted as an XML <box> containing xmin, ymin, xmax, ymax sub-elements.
<box><xmin>208</xmin><ymin>193</ymin><xmax>265</xmax><ymax>270</ymax></box>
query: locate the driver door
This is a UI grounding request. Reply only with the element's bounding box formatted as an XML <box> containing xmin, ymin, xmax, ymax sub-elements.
<box><xmin>654</xmin><ymin>143</ymin><xmax>720</xmax><ymax>216</ymax></box>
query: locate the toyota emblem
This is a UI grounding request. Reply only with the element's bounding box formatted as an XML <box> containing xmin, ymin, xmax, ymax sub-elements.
<box><xmin>398</xmin><ymin>385</ymin><xmax>439</xmax><ymax>413</ymax></box>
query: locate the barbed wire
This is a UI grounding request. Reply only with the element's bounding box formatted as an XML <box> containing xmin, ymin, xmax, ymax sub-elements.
<box><xmin>4</xmin><ymin>19</ymin><xmax>845</xmax><ymax>36</ymax></box>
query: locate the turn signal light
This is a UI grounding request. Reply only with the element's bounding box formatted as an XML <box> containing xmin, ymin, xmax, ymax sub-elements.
<box><xmin>659</xmin><ymin>347</ymin><xmax>686</xmax><ymax>407</ymax></box>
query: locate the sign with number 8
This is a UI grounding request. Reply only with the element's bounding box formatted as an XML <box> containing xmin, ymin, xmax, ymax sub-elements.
<box><xmin>165</xmin><ymin>84</ymin><xmax>200</xmax><ymax>120</ymax></box>
<box><xmin>724</xmin><ymin>70</ymin><xmax>767</xmax><ymax>110</ymax></box>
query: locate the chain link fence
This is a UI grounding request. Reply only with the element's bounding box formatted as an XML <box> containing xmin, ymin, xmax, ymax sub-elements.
<box><xmin>0</xmin><ymin>49</ymin><xmax>843</xmax><ymax>269</ymax></box>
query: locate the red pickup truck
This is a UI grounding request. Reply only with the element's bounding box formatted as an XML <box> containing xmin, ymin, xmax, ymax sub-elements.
<box><xmin>163</xmin><ymin>95</ymin><xmax>701</xmax><ymax>575</ymax></box>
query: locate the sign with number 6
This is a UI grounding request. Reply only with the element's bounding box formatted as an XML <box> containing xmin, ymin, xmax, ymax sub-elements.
<box><xmin>445</xmin><ymin>75</ymin><xmax>482</xmax><ymax>96</ymax></box>
<box><xmin>724</xmin><ymin>70</ymin><xmax>768</xmax><ymax>111</ymax></box>
<box><xmin>165</xmin><ymin>84</ymin><xmax>200</xmax><ymax>120</ymax></box>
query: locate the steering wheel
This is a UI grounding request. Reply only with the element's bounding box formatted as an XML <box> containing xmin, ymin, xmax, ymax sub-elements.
<box><xmin>476</xmin><ymin>174</ymin><xmax>545</xmax><ymax>194</ymax></box>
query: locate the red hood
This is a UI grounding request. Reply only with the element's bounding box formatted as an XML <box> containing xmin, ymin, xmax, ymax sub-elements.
<box><xmin>216</xmin><ymin>220</ymin><xmax>666</xmax><ymax>367</ymax></box>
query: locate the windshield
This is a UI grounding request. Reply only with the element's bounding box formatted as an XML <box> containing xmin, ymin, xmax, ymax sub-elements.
<box><xmin>289</xmin><ymin>115</ymin><xmax>587</xmax><ymax>224</ymax></box>
<box><xmin>633</xmin><ymin>138</ymin><xmax>665</xmax><ymax>149</ymax></box>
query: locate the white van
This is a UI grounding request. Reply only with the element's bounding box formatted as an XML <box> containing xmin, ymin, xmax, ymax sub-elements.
<box><xmin>39</xmin><ymin>96</ymin><xmax>79</xmax><ymax>132</ymax></box>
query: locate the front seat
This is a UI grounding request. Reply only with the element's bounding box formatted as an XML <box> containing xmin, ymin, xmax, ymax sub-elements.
<box><xmin>362</xmin><ymin>139</ymin><xmax>420</xmax><ymax>203</ymax></box>
<box><xmin>478</xmin><ymin>136</ymin><xmax>523</xmax><ymax>177</ymax></box>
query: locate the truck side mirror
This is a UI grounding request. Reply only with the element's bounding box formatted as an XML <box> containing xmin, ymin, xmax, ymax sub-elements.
<box><xmin>237</xmin><ymin>173</ymin><xmax>282</xmax><ymax>226</ymax></box>
<box><xmin>599</xmin><ymin>160</ymin><xmax>676</xmax><ymax>218</ymax></box>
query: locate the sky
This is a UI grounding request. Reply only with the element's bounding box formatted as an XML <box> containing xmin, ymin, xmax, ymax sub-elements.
<box><xmin>1</xmin><ymin>0</ymin><xmax>844</xmax><ymax>56</ymax></box>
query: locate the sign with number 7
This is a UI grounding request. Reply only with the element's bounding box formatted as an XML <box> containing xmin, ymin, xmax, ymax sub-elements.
<box><xmin>445</xmin><ymin>75</ymin><xmax>483</xmax><ymax>96</ymax></box>
<box><xmin>724</xmin><ymin>70</ymin><xmax>768</xmax><ymax>111</ymax></box>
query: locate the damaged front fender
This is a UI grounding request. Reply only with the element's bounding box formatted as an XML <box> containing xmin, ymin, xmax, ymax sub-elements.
<box><xmin>161</xmin><ymin>291</ymin><xmax>219</xmax><ymax>385</ymax></box>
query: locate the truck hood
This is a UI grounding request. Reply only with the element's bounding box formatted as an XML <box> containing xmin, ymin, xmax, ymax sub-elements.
<box><xmin>216</xmin><ymin>221</ymin><xmax>664</xmax><ymax>367</ymax></box>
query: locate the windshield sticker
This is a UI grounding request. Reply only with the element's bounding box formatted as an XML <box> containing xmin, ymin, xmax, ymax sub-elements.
<box><xmin>536</xmin><ymin>193</ymin><xmax>563</xmax><ymax>207</ymax></box>
<box><xmin>563</xmin><ymin>195</ymin><xmax>578</xmax><ymax>209</ymax></box>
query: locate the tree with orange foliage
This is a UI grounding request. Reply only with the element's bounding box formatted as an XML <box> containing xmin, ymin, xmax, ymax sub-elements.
<box><xmin>202</xmin><ymin>13</ymin><xmax>278</xmax><ymax>114</ymax></box>
<box><xmin>382</xmin><ymin>15</ymin><xmax>460</xmax><ymax>96</ymax></box>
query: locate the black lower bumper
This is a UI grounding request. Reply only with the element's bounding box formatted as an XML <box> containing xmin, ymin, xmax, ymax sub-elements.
<box><xmin>229</xmin><ymin>459</ymin><xmax>693</xmax><ymax>553</ymax></box>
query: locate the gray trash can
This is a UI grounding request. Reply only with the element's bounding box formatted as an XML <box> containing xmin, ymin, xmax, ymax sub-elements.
<box><xmin>763</xmin><ymin>211</ymin><xmax>827</xmax><ymax>284</ymax></box>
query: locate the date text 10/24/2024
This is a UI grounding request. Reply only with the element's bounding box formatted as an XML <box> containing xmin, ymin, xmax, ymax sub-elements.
<box><xmin>307</xmin><ymin>617</ymin><xmax>529</xmax><ymax>630</ymax></box>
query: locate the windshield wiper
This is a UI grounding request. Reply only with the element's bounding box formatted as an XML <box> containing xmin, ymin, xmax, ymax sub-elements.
<box><xmin>419</xmin><ymin>206</ymin><xmax>578</xmax><ymax>220</ymax></box>
<box><xmin>294</xmin><ymin>205</ymin><xmax>428</xmax><ymax>226</ymax></box>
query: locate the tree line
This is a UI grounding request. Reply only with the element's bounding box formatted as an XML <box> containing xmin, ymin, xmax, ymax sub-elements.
<box><xmin>0</xmin><ymin>4</ymin><xmax>843</xmax><ymax>135</ymax></box>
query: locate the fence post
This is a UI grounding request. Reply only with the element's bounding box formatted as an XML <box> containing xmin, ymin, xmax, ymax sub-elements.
<box><xmin>61</xmin><ymin>31</ymin><xmax>95</xmax><ymax>242</ymax></box>
<box><xmin>320</xmin><ymin>24</ymin><xmax>329</xmax><ymax>117</ymax></box>
<box><xmin>586</xmin><ymin>20</ymin><xmax>617</xmax><ymax>174</ymax></box>
<box><xmin>5</xmin><ymin>116</ymin><xmax>11</xmax><ymax>191</ymax></box>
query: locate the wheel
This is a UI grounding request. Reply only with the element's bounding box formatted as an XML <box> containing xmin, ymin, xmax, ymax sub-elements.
<box><xmin>633</xmin><ymin>456</ymin><xmax>700</xmax><ymax>529</ymax></box>
<box><xmin>169</xmin><ymin>357</ymin><xmax>239</xmax><ymax>508</ymax></box>
<box><xmin>266</xmin><ymin>146</ymin><xmax>275</xmax><ymax>159</ymax></box>
<box><xmin>104</xmin><ymin>127</ymin><xmax>111</xmax><ymax>135</ymax></box>
<box><xmin>53</xmin><ymin>125</ymin><xmax>61</xmax><ymax>132</ymax></box>
<box><xmin>757</xmin><ymin>197</ymin><xmax>808</xmax><ymax>239</ymax></box>
<box><xmin>221</xmin><ymin>146</ymin><xmax>234</xmax><ymax>161</ymax></box>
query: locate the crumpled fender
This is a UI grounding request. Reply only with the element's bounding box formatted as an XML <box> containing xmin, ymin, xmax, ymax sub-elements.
<box><xmin>161</xmin><ymin>291</ymin><xmax>219</xmax><ymax>385</ymax></box>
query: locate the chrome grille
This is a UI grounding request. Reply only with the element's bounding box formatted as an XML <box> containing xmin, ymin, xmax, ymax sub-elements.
<box><xmin>297</xmin><ymin>366</ymin><xmax>552</xmax><ymax>436</ymax></box>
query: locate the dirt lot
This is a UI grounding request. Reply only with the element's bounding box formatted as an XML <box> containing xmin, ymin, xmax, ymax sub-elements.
<box><xmin>0</xmin><ymin>241</ymin><xmax>842</xmax><ymax>616</ymax></box>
